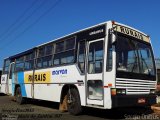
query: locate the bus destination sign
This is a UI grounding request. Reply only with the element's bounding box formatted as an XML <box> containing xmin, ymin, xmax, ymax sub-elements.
<box><xmin>113</xmin><ymin>24</ymin><xmax>150</xmax><ymax>43</ymax></box>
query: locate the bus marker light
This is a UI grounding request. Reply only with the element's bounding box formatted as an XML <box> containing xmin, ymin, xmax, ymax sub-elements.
<box><xmin>112</xmin><ymin>20</ymin><xmax>115</xmax><ymax>25</ymax></box>
<box><xmin>111</xmin><ymin>89</ymin><xmax>116</xmax><ymax>96</ymax></box>
<box><xmin>103</xmin><ymin>86</ymin><xmax>108</xmax><ymax>88</ymax></box>
<box><xmin>108</xmin><ymin>84</ymin><xmax>112</xmax><ymax>87</ymax></box>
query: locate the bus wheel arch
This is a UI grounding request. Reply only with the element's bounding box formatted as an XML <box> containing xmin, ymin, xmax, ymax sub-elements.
<box><xmin>14</xmin><ymin>84</ymin><xmax>24</xmax><ymax>104</ymax></box>
<box><xmin>59</xmin><ymin>84</ymin><xmax>82</xmax><ymax>115</ymax></box>
<box><xmin>14</xmin><ymin>84</ymin><xmax>20</xmax><ymax>96</ymax></box>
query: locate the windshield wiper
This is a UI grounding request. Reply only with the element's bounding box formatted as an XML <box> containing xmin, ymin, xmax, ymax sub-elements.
<box><xmin>131</xmin><ymin>56</ymin><xmax>138</xmax><ymax>72</ymax></box>
<box><xmin>139</xmin><ymin>49</ymin><xmax>151</xmax><ymax>75</ymax></box>
<box><xmin>129</xmin><ymin>41</ymin><xmax>138</xmax><ymax>73</ymax></box>
<box><xmin>141</xmin><ymin>58</ymin><xmax>151</xmax><ymax>75</ymax></box>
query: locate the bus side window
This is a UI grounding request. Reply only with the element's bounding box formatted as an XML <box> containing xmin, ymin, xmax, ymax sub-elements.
<box><xmin>3</xmin><ymin>59</ymin><xmax>10</xmax><ymax>74</ymax></box>
<box><xmin>15</xmin><ymin>62</ymin><xmax>24</xmax><ymax>71</ymax></box>
<box><xmin>88</xmin><ymin>40</ymin><xmax>103</xmax><ymax>74</ymax></box>
<box><xmin>77</xmin><ymin>41</ymin><xmax>86</xmax><ymax>73</ymax></box>
<box><xmin>53</xmin><ymin>37</ymin><xmax>75</xmax><ymax>66</ymax></box>
<box><xmin>56</xmin><ymin>41</ymin><xmax>64</xmax><ymax>53</ymax></box>
<box><xmin>37</xmin><ymin>58</ymin><xmax>42</xmax><ymax>68</ymax></box>
<box><xmin>42</xmin><ymin>55</ymin><xmax>52</xmax><ymax>67</ymax></box>
<box><xmin>24</xmin><ymin>52</ymin><xmax>35</xmax><ymax>70</ymax></box>
<box><xmin>36</xmin><ymin>45</ymin><xmax>53</xmax><ymax>69</ymax></box>
<box><xmin>106</xmin><ymin>37</ymin><xmax>113</xmax><ymax>71</ymax></box>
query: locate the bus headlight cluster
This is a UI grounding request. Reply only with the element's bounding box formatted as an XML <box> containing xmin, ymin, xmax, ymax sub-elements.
<box><xmin>111</xmin><ymin>89</ymin><xmax>126</xmax><ymax>95</ymax></box>
<box><xmin>116</xmin><ymin>89</ymin><xmax>126</xmax><ymax>95</ymax></box>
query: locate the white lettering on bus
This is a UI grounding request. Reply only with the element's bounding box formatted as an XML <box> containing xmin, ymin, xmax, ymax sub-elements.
<box><xmin>89</xmin><ymin>29</ymin><xmax>104</xmax><ymax>36</ymax></box>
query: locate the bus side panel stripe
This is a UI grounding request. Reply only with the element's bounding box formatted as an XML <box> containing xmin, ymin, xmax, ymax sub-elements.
<box><xmin>18</xmin><ymin>72</ymin><xmax>27</xmax><ymax>97</ymax></box>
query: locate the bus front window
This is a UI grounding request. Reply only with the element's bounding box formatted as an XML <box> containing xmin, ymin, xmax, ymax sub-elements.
<box><xmin>116</xmin><ymin>35</ymin><xmax>155</xmax><ymax>78</ymax></box>
<box><xmin>138</xmin><ymin>43</ymin><xmax>155</xmax><ymax>75</ymax></box>
<box><xmin>116</xmin><ymin>36</ymin><xmax>139</xmax><ymax>73</ymax></box>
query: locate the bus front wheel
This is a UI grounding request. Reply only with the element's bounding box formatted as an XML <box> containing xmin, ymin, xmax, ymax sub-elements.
<box><xmin>15</xmin><ymin>87</ymin><xmax>24</xmax><ymax>104</ymax></box>
<box><xmin>67</xmin><ymin>88</ymin><xmax>82</xmax><ymax>115</ymax></box>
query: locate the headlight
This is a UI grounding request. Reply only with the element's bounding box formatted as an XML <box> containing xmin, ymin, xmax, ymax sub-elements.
<box><xmin>150</xmin><ymin>89</ymin><xmax>155</xmax><ymax>94</ymax></box>
<box><xmin>116</xmin><ymin>89</ymin><xmax>126</xmax><ymax>95</ymax></box>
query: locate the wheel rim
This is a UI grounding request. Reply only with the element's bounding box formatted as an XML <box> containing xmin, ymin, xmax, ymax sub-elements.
<box><xmin>68</xmin><ymin>94</ymin><xmax>76</xmax><ymax>109</ymax></box>
<box><xmin>16</xmin><ymin>88</ymin><xmax>21</xmax><ymax>102</ymax></box>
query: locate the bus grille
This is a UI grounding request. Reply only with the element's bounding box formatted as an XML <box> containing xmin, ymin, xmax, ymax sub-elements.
<box><xmin>116</xmin><ymin>78</ymin><xmax>156</xmax><ymax>95</ymax></box>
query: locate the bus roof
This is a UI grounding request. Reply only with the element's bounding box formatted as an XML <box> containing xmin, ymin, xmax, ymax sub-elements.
<box><xmin>9</xmin><ymin>48</ymin><xmax>35</xmax><ymax>60</ymax></box>
<box><xmin>6</xmin><ymin>21</ymin><xmax>108</xmax><ymax>60</ymax></box>
<box><xmin>6</xmin><ymin>20</ymin><xmax>150</xmax><ymax>60</ymax></box>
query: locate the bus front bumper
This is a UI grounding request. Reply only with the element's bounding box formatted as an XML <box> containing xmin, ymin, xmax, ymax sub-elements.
<box><xmin>111</xmin><ymin>94</ymin><xmax>157</xmax><ymax>108</ymax></box>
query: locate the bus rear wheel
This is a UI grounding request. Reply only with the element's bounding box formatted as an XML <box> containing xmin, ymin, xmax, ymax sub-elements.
<box><xmin>15</xmin><ymin>87</ymin><xmax>24</xmax><ymax>104</ymax></box>
<box><xmin>67</xmin><ymin>88</ymin><xmax>82</xmax><ymax>115</ymax></box>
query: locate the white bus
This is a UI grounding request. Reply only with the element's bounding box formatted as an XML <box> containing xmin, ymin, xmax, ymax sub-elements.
<box><xmin>0</xmin><ymin>21</ymin><xmax>157</xmax><ymax>115</ymax></box>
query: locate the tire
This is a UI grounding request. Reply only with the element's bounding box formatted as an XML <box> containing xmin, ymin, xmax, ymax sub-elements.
<box><xmin>15</xmin><ymin>87</ymin><xmax>24</xmax><ymax>104</ymax></box>
<box><xmin>67</xmin><ymin>88</ymin><xmax>82</xmax><ymax>115</ymax></box>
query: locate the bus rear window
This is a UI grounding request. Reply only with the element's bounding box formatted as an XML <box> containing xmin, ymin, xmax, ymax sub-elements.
<box><xmin>3</xmin><ymin>59</ymin><xmax>10</xmax><ymax>74</ymax></box>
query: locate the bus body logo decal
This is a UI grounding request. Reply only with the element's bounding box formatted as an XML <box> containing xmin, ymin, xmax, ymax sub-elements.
<box><xmin>52</xmin><ymin>69</ymin><xmax>67</xmax><ymax>75</ymax></box>
<box><xmin>24</xmin><ymin>71</ymin><xmax>51</xmax><ymax>83</ymax></box>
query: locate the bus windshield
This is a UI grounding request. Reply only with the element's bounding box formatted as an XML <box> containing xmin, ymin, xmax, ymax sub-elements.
<box><xmin>116</xmin><ymin>35</ymin><xmax>155</xmax><ymax>78</ymax></box>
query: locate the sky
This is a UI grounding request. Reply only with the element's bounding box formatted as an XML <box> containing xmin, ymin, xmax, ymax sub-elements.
<box><xmin>0</xmin><ymin>0</ymin><xmax>160</xmax><ymax>67</ymax></box>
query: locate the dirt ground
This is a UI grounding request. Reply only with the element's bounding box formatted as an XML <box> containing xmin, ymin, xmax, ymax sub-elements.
<box><xmin>0</xmin><ymin>93</ymin><xmax>160</xmax><ymax>120</ymax></box>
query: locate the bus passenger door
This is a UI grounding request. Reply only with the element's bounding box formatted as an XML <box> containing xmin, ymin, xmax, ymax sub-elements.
<box><xmin>86</xmin><ymin>39</ymin><xmax>104</xmax><ymax>106</ymax></box>
<box><xmin>7</xmin><ymin>62</ymin><xmax>15</xmax><ymax>94</ymax></box>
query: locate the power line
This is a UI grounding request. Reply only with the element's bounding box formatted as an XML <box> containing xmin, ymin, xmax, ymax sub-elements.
<box><xmin>0</xmin><ymin>0</ymin><xmax>38</xmax><ymax>40</ymax></box>
<box><xmin>0</xmin><ymin>0</ymin><xmax>62</xmax><ymax>50</ymax></box>
<box><xmin>0</xmin><ymin>0</ymin><xmax>47</xmax><ymax>45</ymax></box>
